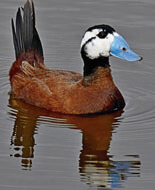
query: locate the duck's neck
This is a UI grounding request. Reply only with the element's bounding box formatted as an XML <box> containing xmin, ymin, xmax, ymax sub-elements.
<box><xmin>82</xmin><ymin>53</ymin><xmax>110</xmax><ymax>77</ymax></box>
<box><xmin>81</xmin><ymin>54</ymin><xmax>114</xmax><ymax>86</ymax></box>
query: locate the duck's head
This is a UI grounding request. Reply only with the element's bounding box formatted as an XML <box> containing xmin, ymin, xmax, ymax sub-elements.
<box><xmin>81</xmin><ymin>24</ymin><xmax>142</xmax><ymax>76</ymax></box>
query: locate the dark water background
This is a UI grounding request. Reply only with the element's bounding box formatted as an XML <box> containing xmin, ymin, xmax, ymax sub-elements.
<box><xmin>0</xmin><ymin>0</ymin><xmax>155</xmax><ymax>189</ymax></box>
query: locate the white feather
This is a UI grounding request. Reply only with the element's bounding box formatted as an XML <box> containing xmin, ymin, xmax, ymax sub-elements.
<box><xmin>113</xmin><ymin>32</ymin><xmax>119</xmax><ymax>37</ymax></box>
<box><xmin>84</xmin><ymin>33</ymin><xmax>114</xmax><ymax>59</ymax></box>
<box><xmin>81</xmin><ymin>29</ymin><xmax>102</xmax><ymax>48</ymax></box>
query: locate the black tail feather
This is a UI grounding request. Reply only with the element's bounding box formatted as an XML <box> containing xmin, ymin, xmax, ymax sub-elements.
<box><xmin>16</xmin><ymin>8</ymin><xmax>25</xmax><ymax>53</ymax></box>
<box><xmin>23</xmin><ymin>0</ymin><xmax>33</xmax><ymax>50</ymax></box>
<box><xmin>33</xmin><ymin>27</ymin><xmax>43</xmax><ymax>57</ymax></box>
<box><xmin>11</xmin><ymin>0</ymin><xmax>43</xmax><ymax>59</ymax></box>
<box><xmin>11</xmin><ymin>18</ymin><xmax>19</xmax><ymax>59</ymax></box>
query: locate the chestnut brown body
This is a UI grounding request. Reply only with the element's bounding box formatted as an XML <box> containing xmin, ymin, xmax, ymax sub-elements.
<box><xmin>10</xmin><ymin>53</ymin><xmax>125</xmax><ymax>114</ymax></box>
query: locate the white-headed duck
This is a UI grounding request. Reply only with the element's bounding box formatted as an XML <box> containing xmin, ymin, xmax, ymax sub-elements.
<box><xmin>9</xmin><ymin>0</ymin><xmax>142</xmax><ymax>114</ymax></box>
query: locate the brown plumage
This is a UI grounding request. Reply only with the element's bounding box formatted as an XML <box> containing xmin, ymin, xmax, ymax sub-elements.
<box><xmin>9</xmin><ymin>0</ymin><xmax>126</xmax><ymax>114</ymax></box>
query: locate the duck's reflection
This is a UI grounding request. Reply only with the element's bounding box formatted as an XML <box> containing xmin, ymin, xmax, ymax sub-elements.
<box><xmin>8</xmin><ymin>95</ymin><xmax>140</xmax><ymax>187</ymax></box>
<box><xmin>66</xmin><ymin>113</ymin><xmax>140</xmax><ymax>188</ymax></box>
<box><xmin>9</xmin><ymin>96</ymin><xmax>38</xmax><ymax>168</ymax></box>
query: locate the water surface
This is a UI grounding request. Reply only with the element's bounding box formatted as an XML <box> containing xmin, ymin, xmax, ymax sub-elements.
<box><xmin>0</xmin><ymin>0</ymin><xmax>155</xmax><ymax>189</ymax></box>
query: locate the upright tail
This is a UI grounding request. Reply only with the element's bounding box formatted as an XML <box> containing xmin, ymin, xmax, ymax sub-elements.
<box><xmin>11</xmin><ymin>0</ymin><xmax>43</xmax><ymax>61</ymax></box>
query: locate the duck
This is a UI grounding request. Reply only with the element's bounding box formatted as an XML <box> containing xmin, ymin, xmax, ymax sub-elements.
<box><xmin>9</xmin><ymin>0</ymin><xmax>142</xmax><ymax>115</ymax></box>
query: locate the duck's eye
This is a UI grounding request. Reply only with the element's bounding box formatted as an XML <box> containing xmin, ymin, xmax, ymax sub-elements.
<box><xmin>98</xmin><ymin>30</ymin><xmax>107</xmax><ymax>39</ymax></box>
<box><xmin>122</xmin><ymin>47</ymin><xmax>127</xmax><ymax>52</ymax></box>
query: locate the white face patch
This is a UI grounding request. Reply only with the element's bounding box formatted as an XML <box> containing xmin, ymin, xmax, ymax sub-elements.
<box><xmin>80</xmin><ymin>29</ymin><xmax>102</xmax><ymax>48</ymax></box>
<box><xmin>82</xmin><ymin>31</ymin><xmax>114</xmax><ymax>59</ymax></box>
